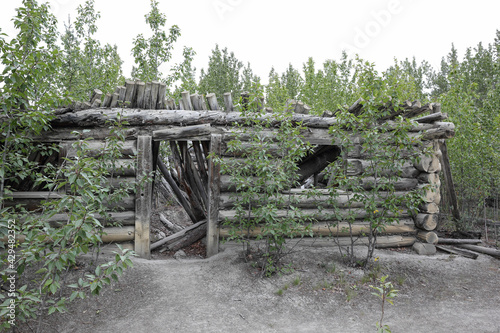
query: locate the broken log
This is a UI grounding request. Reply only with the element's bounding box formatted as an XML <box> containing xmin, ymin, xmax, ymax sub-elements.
<box><xmin>157</xmin><ymin>159</ymin><xmax>197</xmax><ymax>223</ymax></box>
<box><xmin>435</xmin><ymin>245</ymin><xmax>479</xmax><ymax>259</ymax></box>
<box><xmin>150</xmin><ymin>219</ymin><xmax>207</xmax><ymax>251</ymax></box>
<box><xmin>159</xmin><ymin>213</ymin><xmax>184</xmax><ymax>233</ymax></box>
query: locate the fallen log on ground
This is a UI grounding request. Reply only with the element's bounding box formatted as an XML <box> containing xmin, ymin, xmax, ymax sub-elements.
<box><xmin>150</xmin><ymin>219</ymin><xmax>206</xmax><ymax>251</ymax></box>
<box><xmin>437</xmin><ymin>238</ymin><xmax>482</xmax><ymax>245</ymax></box>
<box><xmin>455</xmin><ymin>244</ymin><xmax>500</xmax><ymax>259</ymax></box>
<box><xmin>435</xmin><ymin>245</ymin><xmax>479</xmax><ymax>259</ymax></box>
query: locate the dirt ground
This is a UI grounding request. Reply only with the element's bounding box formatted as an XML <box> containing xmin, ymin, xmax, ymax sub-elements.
<box><xmin>24</xmin><ymin>238</ymin><xmax>500</xmax><ymax>333</ymax></box>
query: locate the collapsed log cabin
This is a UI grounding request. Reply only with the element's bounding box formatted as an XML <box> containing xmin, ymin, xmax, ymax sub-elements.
<box><xmin>4</xmin><ymin>82</ymin><xmax>455</xmax><ymax>259</ymax></box>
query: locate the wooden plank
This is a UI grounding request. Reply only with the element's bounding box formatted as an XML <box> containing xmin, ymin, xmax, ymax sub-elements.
<box><xmin>135</xmin><ymin>136</ymin><xmax>153</xmax><ymax>259</ymax></box>
<box><xmin>207</xmin><ymin>134</ymin><xmax>222</xmax><ymax>257</ymax></box>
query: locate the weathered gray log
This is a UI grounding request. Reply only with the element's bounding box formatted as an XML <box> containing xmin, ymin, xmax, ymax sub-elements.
<box><xmin>348</xmin><ymin>98</ymin><xmax>363</xmax><ymax>115</ymax></box>
<box><xmin>144</xmin><ymin>82</ymin><xmax>153</xmax><ymax>109</ymax></box>
<box><xmin>166</xmin><ymin>222</ymin><xmax>207</xmax><ymax>252</ymax></box>
<box><xmin>421</xmin><ymin>122</ymin><xmax>455</xmax><ymax>140</ymax></box>
<box><xmin>166</xmin><ymin>98</ymin><xmax>176</xmax><ymax>110</ymax></box>
<box><xmin>81</xmin><ymin>102</ymin><xmax>91</xmax><ymax>110</ymax></box>
<box><xmin>107</xmin><ymin>159</ymin><xmax>136</xmax><ymax>176</ymax></box>
<box><xmin>52</xmin><ymin>108</ymin><xmax>455</xmax><ymax>133</ymax></box>
<box><xmin>151</xmin><ymin>81</ymin><xmax>160</xmax><ymax>110</ymax></box>
<box><xmin>414</xmin><ymin>213</ymin><xmax>438</xmax><ymax>231</ymax></box>
<box><xmin>159</xmin><ymin>213</ymin><xmax>184</xmax><ymax>233</ymax></box>
<box><xmin>206</xmin><ymin>93</ymin><xmax>219</xmax><ymax>111</ymax></box>
<box><xmin>418</xmin><ymin>202</ymin><xmax>439</xmax><ymax>214</ymax></box>
<box><xmin>181</xmin><ymin>91</ymin><xmax>193</xmax><ymax>110</ymax></box>
<box><xmin>150</xmin><ymin>219</ymin><xmax>206</xmax><ymax>251</ymax></box>
<box><xmin>157</xmin><ymin>82</ymin><xmax>167</xmax><ymax>109</ymax></box>
<box><xmin>207</xmin><ymin>134</ymin><xmax>222</xmax><ymax>257</ymax></box>
<box><xmin>124</xmin><ymin>80</ymin><xmax>136</xmax><ymax>107</ymax></box>
<box><xmin>90</xmin><ymin>89</ymin><xmax>103</xmax><ymax>104</ymax></box>
<box><xmin>286</xmin><ymin>99</ymin><xmax>311</xmax><ymax>114</ymax></box>
<box><xmin>219</xmin><ymin>191</ymin><xmax>415</xmax><ymax>209</ymax></box>
<box><xmin>455</xmin><ymin>244</ymin><xmax>500</xmax><ymax>259</ymax></box>
<box><xmin>419</xmin><ymin>185</ymin><xmax>441</xmax><ymax>204</ymax></box>
<box><xmin>435</xmin><ymin>245</ymin><xmax>478</xmax><ymax>259</ymax></box>
<box><xmin>414</xmin><ymin>154</ymin><xmax>441</xmax><ymax>173</ymax></box>
<box><xmin>102</xmin><ymin>93</ymin><xmax>112</xmax><ymax>108</ymax></box>
<box><xmin>91</xmin><ymin>99</ymin><xmax>101</xmax><ymax>108</ymax></box>
<box><xmin>223</xmin><ymin>92</ymin><xmax>233</xmax><ymax>112</ymax></box>
<box><xmin>136</xmin><ymin>81</ymin><xmax>146</xmax><ymax>108</ymax></box>
<box><xmin>438</xmin><ymin>139</ymin><xmax>460</xmax><ymax>221</ymax></box>
<box><xmin>437</xmin><ymin>238</ymin><xmax>482</xmax><ymax>245</ymax></box>
<box><xmin>219</xmin><ymin>208</ymin><xmax>410</xmax><ymax>222</ymax></box>
<box><xmin>413</xmin><ymin>242</ymin><xmax>436</xmax><ymax>255</ymax></box>
<box><xmin>157</xmin><ymin>159</ymin><xmax>197</xmax><ymax>223</ymax></box>
<box><xmin>190</xmin><ymin>93</ymin><xmax>201</xmax><ymax>110</ymax></box>
<box><xmin>417</xmin><ymin>231</ymin><xmax>438</xmax><ymax>244</ymax></box>
<box><xmin>193</xmin><ymin>141</ymin><xmax>208</xmax><ymax>185</ymax></box>
<box><xmin>219</xmin><ymin>220</ymin><xmax>416</xmax><ymax>238</ymax></box>
<box><xmin>0</xmin><ymin>226</ymin><xmax>135</xmax><ymax>244</ymax></box>
<box><xmin>40</xmin><ymin>211</ymin><xmax>135</xmax><ymax>227</ymax></box>
<box><xmin>357</xmin><ymin>177</ymin><xmax>419</xmax><ymax>191</ymax></box>
<box><xmin>152</xmin><ymin>124</ymin><xmax>212</xmax><ymax>141</ymax></box>
<box><xmin>418</xmin><ymin>172</ymin><xmax>440</xmax><ymax>185</ymax></box>
<box><xmin>346</xmin><ymin>159</ymin><xmax>419</xmax><ymax>178</ymax></box>
<box><xmin>135</xmin><ymin>136</ymin><xmax>153</xmax><ymax>259</ymax></box>
<box><xmin>414</xmin><ymin>112</ymin><xmax>448</xmax><ymax>123</ymax></box>
<box><xmin>110</xmin><ymin>93</ymin><xmax>119</xmax><ymax>108</ymax></box>
<box><xmin>403</xmin><ymin>103</ymin><xmax>434</xmax><ymax>119</ymax></box>
<box><xmin>118</xmin><ymin>86</ymin><xmax>126</xmax><ymax>102</ymax></box>
<box><xmin>62</xmin><ymin>140</ymin><xmax>137</xmax><ymax>158</ymax></box>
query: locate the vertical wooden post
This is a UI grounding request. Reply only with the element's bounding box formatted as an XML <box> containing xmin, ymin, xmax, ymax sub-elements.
<box><xmin>433</xmin><ymin>103</ymin><xmax>460</xmax><ymax>221</ymax></box>
<box><xmin>135</xmin><ymin>136</ymin><xmax>153</xmax><ymax>259</ymax></box>
<box><xmin>207</xmin><ymin>134</ymin><xmax>221</xmax><ymax>257</ymax></box>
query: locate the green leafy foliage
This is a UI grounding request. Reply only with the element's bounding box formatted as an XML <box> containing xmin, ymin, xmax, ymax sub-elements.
<box><xmin>198</xmin><ymin>45</ymin><xmax>260</xmax><ymax>107</ymax></box>
<box><xmin>370</xmin><ymin>275</ymin><xmax>398</xmax><ymax>333</ymax></box>
<box><xmin>213</xmin><ymin>84</ymin><xmax>313</xmax><ymax>276</ymax></box>
<box><xmin>328</xmin><ymin>58</ymin><xmax>426</xmax><ymax>266</ymax></box>
<box><xmin>60</xmin><ymin>0</ymin><xmax>123</xmax><ymax>100</ymax></box>
<box><xmin>131</xmin><ymin>0</ymin><xmax>181</xmax><ymax>83</ymax></box>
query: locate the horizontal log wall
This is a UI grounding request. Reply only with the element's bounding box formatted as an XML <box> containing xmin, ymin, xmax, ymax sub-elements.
<box><xmin>7</xmin><ymin>136</ymin><xmax>141</xmax><ymax>254</ymax></box>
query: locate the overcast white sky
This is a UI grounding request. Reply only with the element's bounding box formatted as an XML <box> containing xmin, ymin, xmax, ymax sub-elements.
<box><xmin>1</xmin><ymin>0</ymin><xmax>500</xmax><ymax>83</ymax></box>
